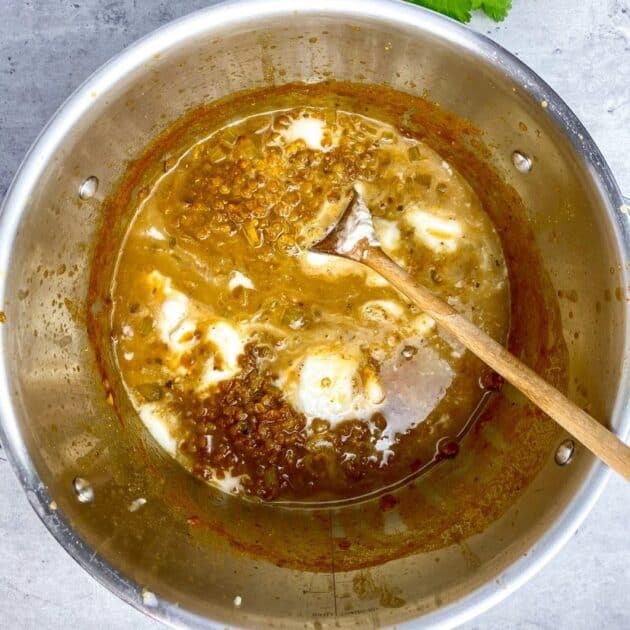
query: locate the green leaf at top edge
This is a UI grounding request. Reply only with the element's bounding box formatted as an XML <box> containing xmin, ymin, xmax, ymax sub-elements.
<box><xmin>472</xmin><ymin>0</ymin><xmax>512</xmax><ymax>21</ymax></box>
<box><xmin>406</xmin><ymin>0</ymin><xmax>473</xmax><ymax>24</ymax></box>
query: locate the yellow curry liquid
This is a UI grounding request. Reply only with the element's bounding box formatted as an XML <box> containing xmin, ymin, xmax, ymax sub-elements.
<box><xmin>111</xmin><ymin>107</ymin><xmax>510</xmax><ymax>502</ymax></box>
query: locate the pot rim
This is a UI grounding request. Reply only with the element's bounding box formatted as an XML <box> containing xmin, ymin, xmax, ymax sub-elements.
<box><xmin>0</xmin><ymin>1</ymin><xmax>628</xmax><ymax>628</ymax></box>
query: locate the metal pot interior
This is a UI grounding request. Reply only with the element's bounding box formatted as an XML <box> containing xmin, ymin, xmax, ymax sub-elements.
<box><xmin>0</xmin><ymin>2</ymin><xmax>627</xmax><ymax>627</ymax></box>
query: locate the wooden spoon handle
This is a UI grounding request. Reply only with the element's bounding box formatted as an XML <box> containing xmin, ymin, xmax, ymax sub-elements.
<box><xmin>364</xmin><ymin>247</ymin><xmax>630</xmax><ymax>480</ymax></box>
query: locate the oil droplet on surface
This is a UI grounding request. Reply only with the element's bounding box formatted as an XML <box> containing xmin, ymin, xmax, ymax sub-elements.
<box><xmin>129</xmin><ymin>497</ymin><xmax>147</xmax><ymax>512</ymax></box>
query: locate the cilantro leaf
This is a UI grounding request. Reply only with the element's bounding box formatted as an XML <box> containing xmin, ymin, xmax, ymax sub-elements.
<box><xmin>405</xmin><ymin>0</ymin><xmax>512</xmax><ymax>23</ymax></box>
<box><xmin>472</xmin><ymin>0</ymin><xmax>512</xmax><ymax>21</ymax></box>
<box><xmin>406</xmin><ymin>0</ymin><xmax>473</xmax><ymax>23</ymax></box>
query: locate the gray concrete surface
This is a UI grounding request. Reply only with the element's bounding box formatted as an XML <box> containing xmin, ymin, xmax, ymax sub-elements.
<box><xmin>1</xmin><ymin>1</ymin><xmax>629</xmax><ymax>628</ymax></box>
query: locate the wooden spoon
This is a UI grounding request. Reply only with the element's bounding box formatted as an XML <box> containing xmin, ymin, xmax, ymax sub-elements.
<box><xmin>311</xmin><ymin>190</ymin><xmax>630</xmax><ymax>480</ymax></box>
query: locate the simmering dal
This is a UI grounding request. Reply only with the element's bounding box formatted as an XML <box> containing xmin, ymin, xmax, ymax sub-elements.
<box><xmin>108</xmin><ymin>105</ymin><xmax>508</xmax><ymax>502</ymax></box>
<box><xmin>88</xmin><ymin>84</ymin><xmax>568</xmax><ymax>570</ymax></box>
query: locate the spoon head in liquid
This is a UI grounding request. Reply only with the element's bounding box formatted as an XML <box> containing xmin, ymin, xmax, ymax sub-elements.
<box><xmin>307</xmin><ymin>187</ymin><xmax>380</xmax><ymax>261</ymax></box>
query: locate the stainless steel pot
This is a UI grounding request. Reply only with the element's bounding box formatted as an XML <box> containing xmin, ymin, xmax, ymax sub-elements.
<box><xmin>0</xmin><ymin>1</ymin><xmax>628</xmax><ymax>627</ymax></box>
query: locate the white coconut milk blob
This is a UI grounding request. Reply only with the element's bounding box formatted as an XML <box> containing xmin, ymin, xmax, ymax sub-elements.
<box><xmin>109</xmin><ymin>106</ymin><xmax>509</xmax><ymax>501</ymax></box>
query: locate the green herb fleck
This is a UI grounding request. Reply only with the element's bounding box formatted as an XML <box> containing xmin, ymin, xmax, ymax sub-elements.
<box><xmin>408</xmin><ymin>145</ymin><xmax>422</xmax><ymax>161</ymax></box>
<box><xmin>139</xmin><ymin>316</ymin><xmax>154</xmax><ymax>336</ymax></box>
<box><xmin>136</xmin><ymin>382</ymin><xmax>163</xmax><ymax>402</ymax></box>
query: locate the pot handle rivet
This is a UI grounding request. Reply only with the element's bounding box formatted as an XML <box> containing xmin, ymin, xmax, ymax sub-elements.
<box><xmin>72</xmin><ymin>476</ymin><xmax>94</xmax><ymax>503</ymax></box>
<box><xmin>555</xmin><ymin>439</ymin><xmax>575</xmax><ymax>466</ymax></box>
<box><xmin>78</xmin><ymin>175</ymin><xmax>99</xmax><ymax>200</ymax></box>
<box><xmin>141</xmin><ymin>588</ymin><xmax>158</xmax><ymax>607</ymax></box>
<box><xmin>511</xmin><ymin>150</ymin><xmax>532</xmax><ymax>173</ymax></box>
